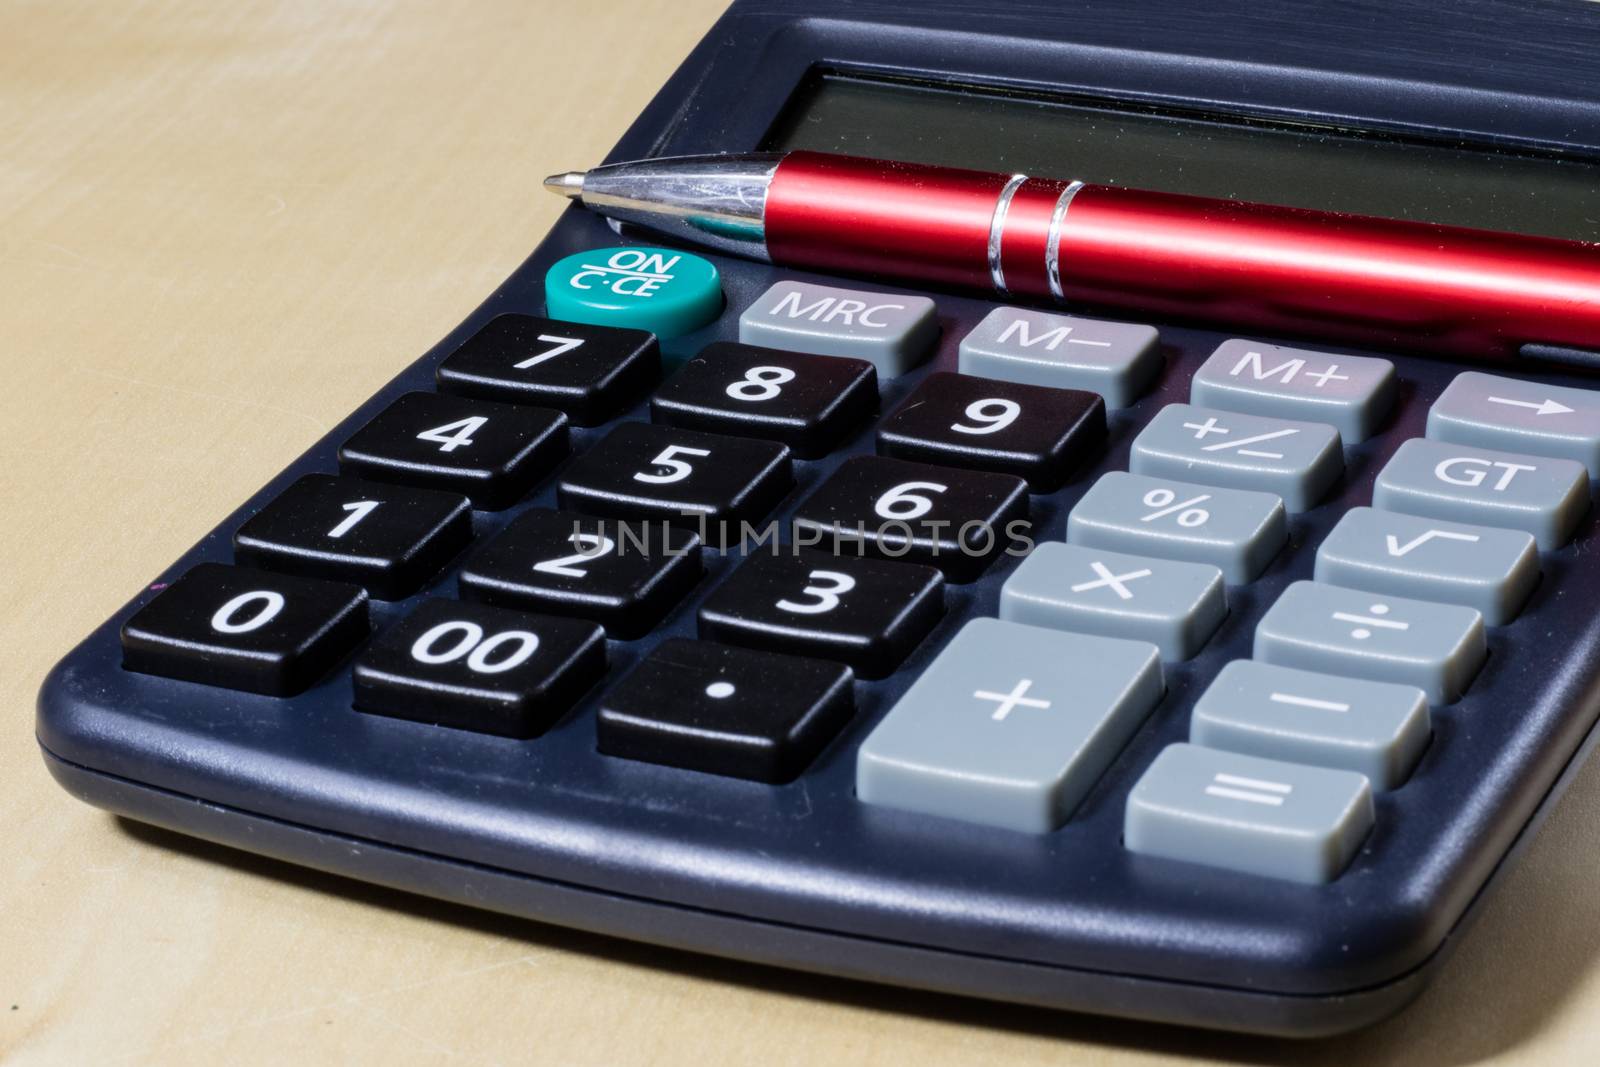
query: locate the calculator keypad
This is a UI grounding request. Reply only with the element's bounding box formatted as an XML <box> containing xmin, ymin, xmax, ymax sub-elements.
<box><xmin>556</xmin><ymin>421</ymin><xmax>793</xmax><ymax>542</ymax></box>
<box><xmin>121</xmin><ymin>563</ymin><xmax>369</xmax><ymax>696</ymax></box>
<box><xmin>697</xmin><ymin>549</ymin><xmax>945</xmax><ymax>679</ymax></box>
<box><xmin>790</xmin><ymin>455</ymin><xmax>1028</xmax><ymax>582</ymax></box>
<box><xmin>97</xmin><ymin>245</ymin><xmax>1600</xmax><ymax>903</ymax></box>
<box><xmin>339</xmin><ymin>391</ymin><xmax>568</xmax><ymax>509</ymax></box>
<box><xmin>650</xmin><ymin>341</ymin><xmax>877</xmax><ymax>458</ymax></box>
<box><xmin>234</xmin><ymin>474</ymin><xmax>473</xmax><ymax>599</ymax></box>
<box><xmin>458</xmin><ymin>508</ymin><xmax>702</xmax><ymax>639</ymax></box>
<box><xmin>875</xmin><ymin>371</ymin><xmax>1105</xmax><ymax>490</ymax></box>
<box><xmin>436</xmin><ymin>314</ymin><xmax>659</xmax><ymax>425</ymax></box>
<box><xmin>597</xmin><ymin>638</ymin><xmax>855</xmax><ymax>783</ymax></box>
<box><xmin>353</xmin><ymin>598</ymin><xmax>606</xmax><ymax>738</ymax></box>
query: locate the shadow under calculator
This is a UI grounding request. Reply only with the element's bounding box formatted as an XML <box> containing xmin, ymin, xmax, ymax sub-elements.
<box><xmin>115</xmin><ymin>748</ymin><xmax>1600</xmax><ymax>1066</ymax></box>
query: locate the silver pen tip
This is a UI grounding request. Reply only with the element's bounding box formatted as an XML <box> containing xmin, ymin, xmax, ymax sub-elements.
<box><xmin>543</xmin><ymin>170</ymin><xmax>586</xmax><ymax>199</ymax></box>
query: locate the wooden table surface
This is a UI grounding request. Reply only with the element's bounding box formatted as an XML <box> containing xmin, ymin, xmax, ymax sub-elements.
<box><xmin>5</xmin><ymin>2</ymin><xmax>1600</xmax><ymax>1063</ymax></box>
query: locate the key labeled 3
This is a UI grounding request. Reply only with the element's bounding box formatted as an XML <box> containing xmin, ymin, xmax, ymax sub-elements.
<box><xmin>697</xmin><ymin>549</ymin><xmax>944</xmax><ymax>678</ymax></box>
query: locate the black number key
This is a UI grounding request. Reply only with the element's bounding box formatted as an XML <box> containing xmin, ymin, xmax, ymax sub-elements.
<box><xmin>436</xmin><ymin>314</ymin><xmax>659</xmax><ymax>425</ymax></box>
<box><xmin>121</xmin><ymin>563</ymin><xmax>368</xmax><ymax>696</ymax></box>
<box><xmin>458</xmin><ymin>508</ymin><xmax>702</xmax><ymax>639</ymax></box>
<box><xmin>556</xmin><ymin>422</ymin><xmax>792</xmax><ymax>546</ymax></box>
<box><xmin>650</xmin><ymin>342</ymin><xmax>877</xmax><ymax>458</ymax></box>
<box><xmin>790</xmin><ymin>456</ymin><xmax>1028</xmax><ymax>582</ymax></box>
<box><xmin>876</xmin><ymin>372</ymin><xmax>1105</xmax><ymax>490</ymax></box>
<box><xmin>338</xmin><ymin>391</ymin><xmax>567</xmax><ymax>510</ymax></box>
<box><xmin>234</xmin><ymin>474</ymin><xmax>472</xmax><ymax>599</ymax></box>
<box><xmin>353</xmin><ymin>598</ymin><xmax>606</xmax><ymax>738</ymax></box>
<box><xmin>697</xmin><ymin>549</ymin><xmax>943</xmax><ymax>678</ymax></box>
<box><xmin>597</xmin><ymin>638</ymin><xmax>854</xmax><ymax>783</ymax></box>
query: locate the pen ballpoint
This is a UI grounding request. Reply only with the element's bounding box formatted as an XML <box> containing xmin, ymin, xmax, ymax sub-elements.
<box><xmin>545</xmin><ymin>151</ymin><xmax>1600</xmax><ymax>364</ymax></box>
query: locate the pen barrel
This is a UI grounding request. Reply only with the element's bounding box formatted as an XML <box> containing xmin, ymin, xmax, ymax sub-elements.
<box><xmin>764</xmin><ymin>151</ymin><xmax>1600</xmax><ymax>360</ymax></box>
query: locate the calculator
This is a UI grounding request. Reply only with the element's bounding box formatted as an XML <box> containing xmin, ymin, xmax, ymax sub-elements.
<box><xmin>37</xmin><ymin>0</ymin><xmax>1600</xmax><ymax>1038</ymax></box>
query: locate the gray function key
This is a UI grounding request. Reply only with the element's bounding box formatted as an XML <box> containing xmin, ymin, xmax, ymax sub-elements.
<box><xmin>1000</xmin><ymin>542</ymin><xmax>1226</xmax><ymax>660</ymax></box>
<box><xmin>1427</xmin><ymin>370</ymin><xmax>1600</xmax><ymax>476</ymax></box>
<box><xmin>739</xmin><ymin>280</ymin><xmax>938</xmax><ymax>377</ymax></box>
<box><xmin>1315</xmin><ymin>507</ymin><xmax>1538</xmax><ymax>625</ymax></box>
<box><xmin>1124</xmin><ymin>743</ymin><xmax>1374</xmax><ymax>884</ymax></box>
<box><xmin>958</xmin><ymin>307</ymin><xmax>1161</xmax><ymax>408</ymax></box>
<box><xmin>857</xmin><ymin>618</ymin><xmax>1163</xmax><ymax>833</ymax></box>
<box><xmin>1372</xmin><ymin>438</ymin><xmax>1588</xmax><ymax>549</ymax></box>
<box><xmin>1255</xmin><ymin>580</ymin><xmax>1486</xmax><ymax>704</ymax></box>
<box><xmin>1191</xmin><ymin>340</ymin><xmax>1395</xmax><ymax>442</ymax></box>
<box><xmin>1191</xmin><ymin>661</ymin><xmax>1430</xmax><ymax>789</ymax></box>
<box><xmin>1130</xmin><ymin>404</ymin><xmax>1343</xmax><ymax>512</ymax></box>
<box><xmin>1067</xmin><ymin>471</ymin><xmax>1287</xmax><ymax>583</ymax></box>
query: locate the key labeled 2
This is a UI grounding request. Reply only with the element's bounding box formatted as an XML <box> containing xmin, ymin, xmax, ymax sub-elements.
<box><xmin>698</xmin><ymin>549</ymin><xmax>945</xmax><ymax>678</ymax></box>
<box><xmin>459</xmin><ymin>507</ymin><xmax>702</xmax><ymax>638</ymax></box>
<box><xmin>790</xmin><ymin>455</ymin><xmax>1029</xmax><ymax>582</ymax></box>
<box><xmin>353</xmin><ymin>598</ymin><xmax>606</xmax><ymax>737</ymax></box>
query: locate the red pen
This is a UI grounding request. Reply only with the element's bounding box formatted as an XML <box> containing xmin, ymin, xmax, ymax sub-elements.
<box><xmin>546</xmin><ymin>150</ymin><xmax>1600</xmax><ymax>363</ymax></box>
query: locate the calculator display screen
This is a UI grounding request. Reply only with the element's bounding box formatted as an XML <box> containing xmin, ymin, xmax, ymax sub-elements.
<box><xmin>763</xmin><ymin>72</ymin><xmax>1600</xmax><ymax>242</ymax></box>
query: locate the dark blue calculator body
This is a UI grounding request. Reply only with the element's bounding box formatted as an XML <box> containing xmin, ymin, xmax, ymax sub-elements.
<box><xmin>37</xmin><ymin>0</ymin><xmax>1600</xmax><ymax>1036</ymax></box>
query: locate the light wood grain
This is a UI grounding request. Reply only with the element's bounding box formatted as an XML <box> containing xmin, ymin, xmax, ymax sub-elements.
<box><xmin>4</xmin><ymin>2</ymin><xmax>1600</xmax><ymax>1063</ymax></box>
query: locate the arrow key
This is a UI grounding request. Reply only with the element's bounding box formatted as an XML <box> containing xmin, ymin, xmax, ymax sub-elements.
<box><xmin>1428</xmin><ymin>371</ymin><xmax>1600</xmax><ymax>477</ymax></box>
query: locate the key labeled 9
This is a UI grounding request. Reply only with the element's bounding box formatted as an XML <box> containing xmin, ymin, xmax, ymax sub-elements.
<box><xmin>877</xmin><ymin>372</ymin><xmax>1105</xmax><ymax>491</ymax></box>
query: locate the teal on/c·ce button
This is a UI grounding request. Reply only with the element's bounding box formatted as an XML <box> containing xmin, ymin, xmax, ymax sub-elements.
<box><xmin>544</xmin><ymin>246</ymin><xmax>723</xmax><ymax>338</ymax></box>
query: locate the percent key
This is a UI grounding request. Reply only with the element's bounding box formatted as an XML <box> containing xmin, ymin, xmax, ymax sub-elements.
<box><xmin>1067</xmin><ymin>471</ymin><xmax>1288</xmax><ymax>583</ymax></box>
